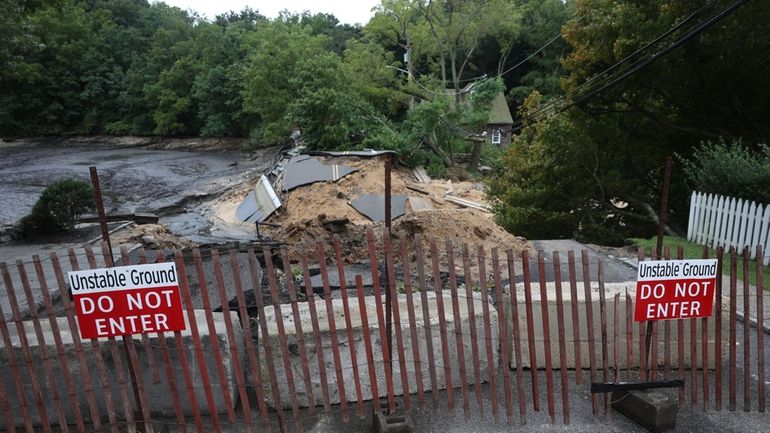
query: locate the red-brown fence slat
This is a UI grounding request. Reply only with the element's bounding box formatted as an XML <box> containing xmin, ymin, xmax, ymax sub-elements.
<box><xmin>756</xmin><ymin>245</ymin><xmax>766</xmax><ymax>412</ymax></box>
<box><xmin>522</xmin><ymin>252</ymin><xmax>540</xmax><ymax>412</ymax></box>
<box><xmin>715</xmin><ymin>246</ymin><xmax>724</xmax><ymax>410</ymax></box>
<box><xmin>625</xmin><ymin>290</ymin><xmax>633</xmax><ymax>382</ymax></box>
<box><xmin>14</xmin><ymin>261</ymin><xmax>70</xmax><ymax>432</ymax></box>
<box><xmin>649</xmin><ymin>250</ymin><xmax>658</xmax><ymax>381</ymax></box>
<box><xmin>246</xmin><ymin>250</ymin><xmax>285</xmax><ymax>431</ymax></box>
<box><xmin>364</xmin><ymin>230</ymin><xmax>393</xmax><ymax>413</ymax></box>
<box><xmin>315</xmin><ymin>243</ymin><xmax>351</xmax><ymax>420</ymax></box>
<box><xmin>429</xmin><ymin>239</ymin><xmax>454</xmax><ymax>411</ymax></box>
<box><xmin>229</xmin><ymin>250</ymin><xmax>270</xmax><ymax>425</ymax></box>
<box><xmin>537</xmin><ymin>251</ymin><xmax>555</xmax><ymax>422</ymax></box>
<box><xmin>663</xmin><ymin>245</ymin><xmax>671</xmax><ymax>380</ymax></box>
<box><xmin>332</xmin><ymin>241</ymin><xmax>364</xmax><ymax>417</ymax></box>
<box><xmin>95</xmin><ymin>244</ymin><xmax>159</xmax><ymax>430</ymax></box>
<box><xmin>175</xmin><ymin>251</ymin><xmax>222</xmax><ymax>433</ymax></box>
<box><xmin>211</xmin><ymin>250</ymin><xmax>254</xmax><ymax>427</ymax></box>
<box><xmin>383</xmin><ymin>233</ymin><xmax>411</xmax><ymax>412</ymax></box>
<box><xmin>552</xmin><ymin>252</ymin><xmax>570</xmax><ymax>424</ymax></box>
<box><xmin>0</xmin><ymin>358</ymin><xmax>15</xmax><ymax>433</ymax></box>
<box><xmin>263</xmin><ymin>246</ymin><xmax>302</xmax><ymax>422</ymax></box>
<box><xmin>729</xmin><ymin>247</ymin><xmax>737</xmax><ymax>411</ymax></box>
<box><xmin>282</xmin><ymin>249</ymin><xmax>317</xmax><ymax>413</ymax></box>
<box><xmin>613</xmin><ymin>293</ymin><xmax>621</xmax><ymax>386</ymax></box>
<box><xmin>148</xmin><ymin>252</ymin><xmax>204</xmax><ymax>433</ymax></box>
<box><xmin>691</xmin><ymin>294</ymin><xmax>698</xmax><ymax>407</ymax></box>
<box><xmin>638</xmin><ymin>249</ymin><xmax>647</xmax><ymax>382</ymax></box>
<box><xmin>477</xmin><ymin>247</ymin><xmax>499</xmax><ymax>421</ymax></box>
<box><xmin>701</xmin><ymin>247</ymin><xmax>710</xmax><ymax>410</ymax></box>
<box><xmin>445</xmin><ymin>239</ymin><xmax>470</xmax><ymax>418</ymax></box>
<box><xmin>414</xmin><ymin>236</ymin><xmax>439</xmax><ymax>409</ymax></box>
<box><xmin>88</xmin><ymin>245</ymin><xmax>150</xmax><ymax>431</ymax></box>
<box><xmin>581</xmin><ymin>250</ymin><xmax>598</xmax><ymax>417</ymax></box>
<box><xmin>71</xmin><ymin>248</ymin><xmax>129</xmax><ymax>432</ymax></box>
<box><xmin>492</xmin><ymin>249</ymin><xmax>514</xmax><ymax>424</ymax></box>
<box><xmin>354</xmin><ymin>274</ymin><xmax>380</xmax><ymax>410</ymax></box>
<box><xmin>676</xmin><ymin>245</ymin><xmax>685</xmax><ymax>404</ymax></box>
<box><xmin>119</xmin><ymin>248</ymin><xmax>162</xmax><ymax>386</ymax></box>
<box><xmin>33</xmin><ymin>255</ymin><xmax>87</xmax><ymax>433</ymax></box>
<box><xmin>49</xmin><ymin>253</ymin><xmax>106</xmax><ymax>431</ymax></box>
<box><xmin>460</xmin><ymin>244</ymin><xmax>483</xmax><ymax>415</ymax></box>
<box><xmin>192</xmin><ymin>250</ymin><xmax>237</xmax><ymax>422</ymax></box>
<box><xmin>400</xmin><ymin>235</ymin><xmax>425</xmax><ymax>407</ymax></box>
<box><xmin>0</xmin><ymin>280</ymin><xmax>32</xmax><ymax>433</ymax></box>
<box><xmin>0</xmin><ymin>264</ymin><xmax>50</xmax><ymax>433</ymax></box>
<box><xmin>507</xmin><ymin>250</ymin><xmax>527</xmax><ymax>424</ymax></box>
<box><xmin>742</xmin><ymin>246</ymin><xmax>750</xmax><ymax>412</ymax></box>
<box><xmin>298</xmin><ymin>247</ymin><xmax>332</xmax><ymax>411</ymax></box>
<box><xmin>138</xmin><ymin>249</ymin><xmax>190</xmax><ymax>433</ymax></box>
<box><xmin>567</xmin><ymin>251</ymin><xmax>582</xmax><ymax>384</ymax></box>
<box><xmin>597</xmin><ymin>261</ymin><xmax>610</xmax><ymax>417</ymax></box>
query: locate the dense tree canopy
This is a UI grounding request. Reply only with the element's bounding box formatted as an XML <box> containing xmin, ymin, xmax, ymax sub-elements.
<box><xmin>4</xmin><ymin>0</ymin><xmax>767</xmax><ymax>243</ymax></box>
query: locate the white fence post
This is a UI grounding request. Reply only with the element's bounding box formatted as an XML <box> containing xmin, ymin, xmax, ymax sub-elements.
<box><xmin>688</xmin><ymin>191</ymin><xmax>770</xmax><ymax>261</ymax></box>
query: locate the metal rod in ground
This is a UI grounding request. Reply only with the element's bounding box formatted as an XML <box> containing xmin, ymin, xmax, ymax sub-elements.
<box><xmin>647</xmin><ymin>155</ymin><xmax>673</xmax><ymax>369</ymax></box>
<box><xmin>89</xmin><ymin>167</ymin><xmax>113</xmax><ymax>259</ymax></box>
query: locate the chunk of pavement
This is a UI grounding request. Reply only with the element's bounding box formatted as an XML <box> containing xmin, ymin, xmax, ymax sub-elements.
<box><xmin>612</xmin><ymin>389</ymin><xmax>677</xmax><ymax>433</ymax></box>
<box><xmin>282</xmin><ymin>155</ymin><xmax>357</xmax><ymax>191</ymax></box>
<box><xmin>236</xmin><ymin>174</ymin><xmax>281</xmax><ymax>223</ymax></box>
<box><xmin>408</xmin><ymin>196</ymin><xmax>433</xmax><ymax>212</ymax></box>
<box><xmin>350</xmin><ymin>193</ymin><xmax>408</xmax><ymax>222</ymax></box>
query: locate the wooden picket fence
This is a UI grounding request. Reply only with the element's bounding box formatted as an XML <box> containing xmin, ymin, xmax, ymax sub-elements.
<box><xmin>687</xmin><ymin>191</ymin><xmax>770</xmax><ymax>264</ymax></box>
<box><xmin>0</xmin><ymin>229</ymin><xmax>767</xmax><ymax>433</ymax></box>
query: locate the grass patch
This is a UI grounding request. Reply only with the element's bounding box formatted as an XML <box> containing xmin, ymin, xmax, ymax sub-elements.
<box><xmin>629</xmin><ymin>236</ymin><xmax>770</xmax><ymax>289</ymax></box>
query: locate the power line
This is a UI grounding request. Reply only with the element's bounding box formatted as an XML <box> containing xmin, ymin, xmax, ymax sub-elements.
<box><xmin>524</xmin><ymin>0</ymin><xmax>722</xmax><ymax>125</ymax></box>
<box><xmin>513</xmin><ymin>0</ymin><xmax>749</xmax><ymax>132</ymax></box>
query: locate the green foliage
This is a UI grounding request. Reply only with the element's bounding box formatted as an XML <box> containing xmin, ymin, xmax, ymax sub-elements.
<box><xmin>20</xmin><ymin>179</ymin><xmax>95</xmax><ymax>234</ymax></box>
<box><xmin>679</xmin><ymin>139</ymin><xmax>770</xmax><ymax>203</ymax></box>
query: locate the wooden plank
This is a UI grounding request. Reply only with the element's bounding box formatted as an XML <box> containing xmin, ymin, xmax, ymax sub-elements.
<box><xmin>677</xmin><ymin>246</ymin><xmax>685</xmax><ymax>405</ymax></box>
<box><xmin>756</xmin><ymin>246</ymin><xmax>766</xmax><ymax>412</ymax></box>
<box><xmin>1</xmin><ymin>263</ymin><xmax>54</xmax><ymax>433</ymax></box>
<box><xmin>414</xmin><ymin>235</ymin><xmax>439</xmax><ymax>408</ymax></box>
<box><xmin>598</xmin><ymin>262</ymin><xmax>610</xmax><ymax>417</ymax></box>
<box><xmin>522</xmin><ymin>252</ymin><xmax>540</xmax><ymax>412</ymax></box>
<box><xmin>298</xmin><ymin>248</ymin><xmax>331</xmax><ymax>411</ymax></box>
<box><xmin>229</xmin><ymin>250</ymin><xmax>270</xmax><ymax>426</ymax></box>
<box><xmin>366</xmin><ymin>229</ymin><xmax>395</xmax><ymax>413</ymax></box>
<box><xmin>567</xmin><ymin>251</ymin><xmax>583</xmax><ymax>384</ymax></box>
<box><xmin>444</xmin><ymin>195</ymin><xmax>490</xmax><ymax>212</ymax></box>
<box><xmin>400</xmin><ymin>235</ymin><xmax>425</xmax><ymax>407</ymax></box>
<box><xmin>581</xmin><ymin>250</ymin><xmax>599</xmax><ymax>417</ymax></box>
<box><xmin>175</xmin><ymin>251</ymin><xmax>222</xmax><ymax>432</ymax></box>
<box><xmin>477</xmin><ymin>247</ymin><xmax>499</xmax><ymax>421</ymax></box>
<box><xmin>552</xmin><ymin>252</ymin><xmax>570</xmax><ymax>424</ymax></box>
<box><xmin>492</xmin><ymin>249</ymin><xmax>514</xmax><ymax>423</ymax></box>
<box><xmin>742</xmin><ymin>247</ymin><xmax>751</xmax><ymax>412</ymax></box>
<box><xmin>460</xmin><ymin>245</ymin><xmax>483</xmax><ymax>415</ymax></box>
<box><xmin>445</xmin><ymin>240</ymin><xmax>470</xmax><ymax>418</ymax></box>
<box><xmin>429</xmin><ymin>239</ymin><xmax>455</xmax><ymax>411</ymax></box>
<box><xmin>211</xmin><ymin>250</ymin><xmax>253</xmax><ymax>427</ymax></box>
<box><xmin>383</xmin><ymin>233</ymin><xmax>411</xmax><ymax>412</ymax></box>
<box><xmin>729</xmin><ymin>247</ymin><xmax>737</xmax><ymax>411</ymax></box>
<box><xmin>507</xmin><ymin>250</ymin><xmax>527</xmax><ymax>424</ymax></box>
<box><xmin>355</xmin><ymin>275</ymin><xmax>380</xmax><ymax>411</ymax></box>
<box><xmin>193</xmin><ymin>250</ymin><xmax>237</xmax><ymax>422</ymax></box>
<box><xmin>537</xmin><ymin>252</ymin><xmax>555</xmax><ymax>423</ymax></box>
<box><xmin>333</xmin><ymin>240</ymin><xmax>365</xmax><ymax>417</ymax></box>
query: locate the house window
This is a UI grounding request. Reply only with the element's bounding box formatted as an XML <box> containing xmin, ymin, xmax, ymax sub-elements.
<box><xmin>491</xmin><ymin>129</ymin><xmax>501</xmax><ymax>145</ymax></box>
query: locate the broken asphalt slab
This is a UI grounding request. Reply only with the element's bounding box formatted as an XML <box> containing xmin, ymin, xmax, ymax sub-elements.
<box><xmin>528</xmin><ymin>239</ymin><xmax>638</xmax><ymax>283</ymax></box>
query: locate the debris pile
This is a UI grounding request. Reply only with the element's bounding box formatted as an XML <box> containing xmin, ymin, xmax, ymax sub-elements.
<box><xmin>227</xmin><ymin>149</ymin><xmax>531</xmax><ymax>262</ymax></box>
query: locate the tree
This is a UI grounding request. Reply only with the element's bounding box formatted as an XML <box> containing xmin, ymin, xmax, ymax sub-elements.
<box><xmin>19</xmin><ymin>179</ymin><xmax>95</xmax><ymax>234</ymax></box>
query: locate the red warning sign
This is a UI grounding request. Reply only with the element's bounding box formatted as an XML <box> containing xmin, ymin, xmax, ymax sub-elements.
<box><xmin>634</xmin><ymin>259</ymin><xmax>718</xmax><ymax>321</ymax></box>
<box><xmin>68</xmin><ymin>262</ymin><xmax>186</xmax><ymax>339</ymax></box>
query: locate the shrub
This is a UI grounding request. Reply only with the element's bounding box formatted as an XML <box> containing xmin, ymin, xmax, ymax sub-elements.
<box><xmin>19</xmin><ymin>179</ymin><xmax>95</xmax><ymax>234</ymax></box>
<box><xmin>679</xmin><ymin>139</ymin><xmax>770</xmax><ymax>203</ymax></box>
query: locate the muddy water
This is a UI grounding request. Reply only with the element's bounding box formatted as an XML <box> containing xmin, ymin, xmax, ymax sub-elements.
<box><xmin>0</xmin><ymin>142</ymin><xmax>281</xmax><ymax>242</ymax></box>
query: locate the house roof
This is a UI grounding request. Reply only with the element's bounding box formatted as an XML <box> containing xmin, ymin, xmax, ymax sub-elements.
<box><xmin>488</xmin><ymin>92</ymin><xmax>513</xmax><ymax>125</ymax></box>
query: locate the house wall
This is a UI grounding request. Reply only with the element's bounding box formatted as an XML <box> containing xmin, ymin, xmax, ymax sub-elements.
<box><xmin>486</xmin><ymin>123</ymin><xmax>513</xmax><ymax>147</ymax></box>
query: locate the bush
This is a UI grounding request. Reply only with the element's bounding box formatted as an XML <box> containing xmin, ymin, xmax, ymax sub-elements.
<box><xmin>19</xmin><ymin>179</ymin><xmax>95</xmax><ymax>234</ymax></box>
<box><xmin>679</xmin><ymin>139</ymin><xmax>770</xmax><ymax>203</ymax></box>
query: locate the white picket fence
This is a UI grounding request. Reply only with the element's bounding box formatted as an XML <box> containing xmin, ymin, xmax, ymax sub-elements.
<box><xmin>687</xmin><ymin>191</ymin><xmax>770</xmax><ymax>264</ymax></box>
